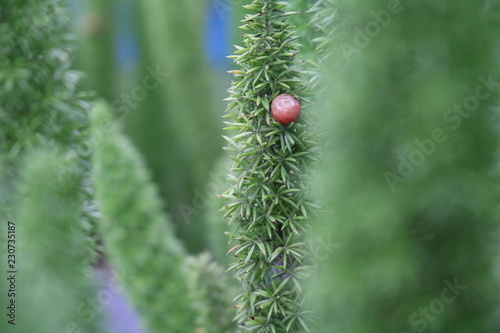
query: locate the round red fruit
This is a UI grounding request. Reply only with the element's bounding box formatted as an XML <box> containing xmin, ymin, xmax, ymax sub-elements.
<box><xmin>270</xmin><ymin>94</ymin><xmax>301</xmax><ymax>125</ymax></box>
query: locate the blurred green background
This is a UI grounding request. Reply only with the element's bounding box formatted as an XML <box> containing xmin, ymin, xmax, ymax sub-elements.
<box><xmin>2</xmin><ymin>1</ymin><xmax>500</xmax><ymax>333</ymax></box>
<box><xmin>69</xmin><ymin>0</ymin><xmax>246</xmax><ymax>254</ymax></box>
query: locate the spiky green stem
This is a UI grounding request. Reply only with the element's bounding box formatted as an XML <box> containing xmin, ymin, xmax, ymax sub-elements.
<box><xmin>222</xmin><ymin>1</ymin><xmax>317</xmax><ymax>331</ymax></box>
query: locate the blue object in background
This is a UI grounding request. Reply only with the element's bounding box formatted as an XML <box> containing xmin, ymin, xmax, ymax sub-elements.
<box><xmin>113</xmin><ymin>1</ymin><xmax>139</xmax><ymax>73</ymax></box>
<box><xmin>69</xmin><ymin>0</ymin><xmax>232</xmax><ymax>72</ymax></box>
<box><xmin>97</xmin><ymin>266</ymin><xmax>148</xmax><ymax>333</ymax></box>
<box><xmin>204</xmin><ymin>0</ymin><xmax>233</xmax><ymax>70</ymax></box>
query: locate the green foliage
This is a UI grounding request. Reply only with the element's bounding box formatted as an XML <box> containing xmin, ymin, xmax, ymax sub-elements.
<box><xmin>308</xmin><ymin>0</ymin><xmax>337</xmax><ymax>55</ymax></box>
<box><xmin>305</xmin><ymin>0</ymin><xmax>338</xmax><ymax>92</ymax></box>
<box><xmin>289</xmin><ymin>0</ymin><xmax>319</xmax><ymax>56</ymax></box>
<box><xmin>0</xmin><ymin>0</ymin><xmax>90</xmax><ymax>154</ymax></box>
<box><xmin>7</xmin><ymin>149</ymin><xmax>100</xmax><ymax>333</ymax></box>
<box><xmin>312</xmin><ymin>0</ymin><xmax>500</xmax><ymax>332</ymax></box>
<box><xmin>76</xmin><ymin>0</ymin><xmax>118</xmax><ymax>101</ymax></box>
<box><xmin>0</xmin><ymin>3</ymin><xmax>101</xmax><ymax>330</ymax></box>
<box><xmin>93</xmin><ymin>101</ymin><xmax>239</xmax><ymax>332</ymax></box>
<box><xmin>127</xmin><ymin>0</ymin><xmax>221</xmax><ymax>252</ymax></box>
<box><xmin>222</xmin><ymin>1</ymin><xmax>317</xmax><ymax>331</ymax></box>
<box><xmin>92</xmin><ymin>101</ymin><xmax>202</xmax><ymax>333</ymax></box>
<box><xmin>205</xmin><ymin>156</ymin><xmax>237</xmax><ymax>266</ymax></box>
<box><xmin>186</xmin><ymin>252</ymin><xmax>237</xmax><ymax>333</ymax></box>
<box><xmin>0</xmin><ymin>0</ymin><xmax>100</xmax><ymax>261</ymax></box>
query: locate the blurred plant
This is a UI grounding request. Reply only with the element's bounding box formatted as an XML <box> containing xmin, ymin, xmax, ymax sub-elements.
<box><xmin>12</xmin><ymin>149</ymin><xmax>101</xmax><ymax>333</ymax></box>
<box><xmin>311</xmin><ymin>1</ymin><xmax>500</xmax><ymax>332</ymax></box>
<box><xmin>221</xmin><ymin>1</ymin><xmax>318</xmax><ymax>331</ymax></box>
<box><xmin>308</xmin><ymin>0</ymin><xmax>337</xmax><ymax>57</ymax></box>
<box><xmin>289</xmin><ymin>0</ymin><xmax>320</xmax><ymax>57</ymax></box>
<box><xmin>0</xmin><ymin>2</ymin><xmax>244</xmax><ymax>332</ymax></box>
<box><xmin>127</xmin><ymin>0</ymin><xmax>222</xmax><ymax>252</ymax></box>
<box><xmin>303</xmin><ymin>0</ymin><xmax>339</xmax><ymax>96</ymax></box>
<box><xmin>92</xmin><ymin>101</ymin><xmax>235</xmax><ymax>333</ymax></box>
<box><xmin>92</xmin><ymin>101</ymin><xmax>198</xmax><ymax>332</ymax></box>
<box><xmin>0</xmin><ymin>0</ymin><xmax>103</xmax><ymax>333</ymax></box>
<box><xmin>0</xmin><ymin>2</ymin><xmax>87</xmax><ymax>154</ymax></box>
<box><xmin>76</xmin><ymin>0</ymin><xmax>118</xmax><ymax>102</ymax></box>
<box><xmin>0</xmin><ymin>4</ymin><xmax>101</xmax><ymax>332</ymax></box>
<box><xmin>186</xmin><ymin>251</ymin><xmax>237</xmax><ymax>333</ymax></box>
<box><xmin>204</xmin><ymin>156</ymin><xmax>237</xmax><ymax>266</ymax></box>
<box><xmin>0</xmin><ymin>0</ymin><xmax>100</xmax><ymax>259</ymax></box>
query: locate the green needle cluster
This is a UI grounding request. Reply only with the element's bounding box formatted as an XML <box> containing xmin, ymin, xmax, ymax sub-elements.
<box><xmin>222</xmin><ymin>1</ymin><xmax>317</xmax><ymax>332</ymax></box>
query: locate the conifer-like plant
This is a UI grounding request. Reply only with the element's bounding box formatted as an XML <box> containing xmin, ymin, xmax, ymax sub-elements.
<box><xmin>0</xmin><ymin>3</ymin><xmax>101</xmax><ymax>331</ymax></box>
<box><xmin>13</xmin><ymin>149</ymin><xmax>101</xmax><ymax>333</ymax></box>
<box><xmin>222</xmin><ymin>1</ymin><xmax>316</xmax><ymax>331</ymax></box>
<box><xmin>0</xmin><ymin>0</ymin><xmax>99</xmax><ymax>261</ymax></box>
<box><xmin>92</xmin><ymin>101</ymin><xmax>235</xmax><ymax>333</ymax></box>
<box><xmin>91</xmin><ymin>101</ymin><xmax>198</xmax><ymax>333</ymax></box>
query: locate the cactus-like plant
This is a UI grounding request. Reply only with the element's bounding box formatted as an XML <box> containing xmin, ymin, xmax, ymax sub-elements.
<box><xmin>221</xmin><ymin>1</ymin><xmax>317</xmax><ymax>331</ymax></box>
<box><xmin>92</xmin><ymin>101</ymin><xmax>236</xmax><ymax>333</ymax></box>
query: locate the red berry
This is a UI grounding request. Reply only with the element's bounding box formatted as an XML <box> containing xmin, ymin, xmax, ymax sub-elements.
<box><xmin>270</xmin><ymin>94</ymin><xmax>301</xmax><ymax>125</ymax></box>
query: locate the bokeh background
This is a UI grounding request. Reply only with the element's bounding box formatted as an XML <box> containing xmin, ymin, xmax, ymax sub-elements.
<box><xmin>69</xmin><ymin>2</ymin><xmax>247</xmax><ymax>331</ymax></box>
<box><xmin>2</xmin><ymin>1</ymin><xmax>500</xmax><ymax>333</ymax></box>
<box><xmin>69</xmin><ymin>0</ymin><xmax>241</xmax><ymax>254</ymax></box>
